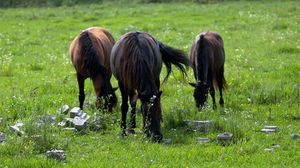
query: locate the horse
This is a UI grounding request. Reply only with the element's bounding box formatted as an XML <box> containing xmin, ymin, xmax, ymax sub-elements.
<box><xmin>189</xmin><ymin>32</ymin><xmax>227</xmax><ymax>109</ymax></box>
<box><xmin>70</xmin><ymin>27</ymin><xmax>117</xmax><ymax>112</ymax></box>
<box><xmin>110</xmin><ymin>32</ymin><xmax>189</xmax><ymax>141</ymax></box>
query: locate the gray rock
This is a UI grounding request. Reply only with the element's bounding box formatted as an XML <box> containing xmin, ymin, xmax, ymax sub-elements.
<box><xmin>58</xmin><ymin>122</ymin><xmax>66</xmax><ymax>128</ymax></box>
<box><xmin>197</xmin><ymin>137</ymin><xmax>210</xmax><ymax>143</ymax></box>
<box><xmin>60</xmin><ymin>105</ymin><xmax>70</xmax><ymax>115</ymax></box>
<box><xmin>70</xmin><ymin>107</ymin><xmax>81</xmax><ymax>118</ymax></box>
<box><xmin>261</xmin><ymin>128</ymin><xmax>276</xmax><ymax>133</ymax></box>
<box><xmin>185</xmin><ymin>120</ymin><xmax>212</xmax><ymax>132</ymax></box>
<box><xmin>264</xmin><ymin>125</ymin><xmax>278</xmax><ymax>131</ymax></box>
<box><xmin>9</xmin><ymin>125</ymin><xmax>24</xmax><ymax>136</ymax></box>
<box><xmin>63</xmin><ymin>127</ymin><xmax>76</xmax><ymax>132</ymax></box>
<box><xmin>46</xmin><ymin>150</ymin><xmax>66</xmax><ymax>161</ymax></box>
<box><xmin>41</xmin><ymin>114</ymin><xmax>56</xmax><ymax>125</ymax></box>
<box><xmin>264</xmin><ymin>148</ymin><xmax>274</xmax><ymax>152</ymax></box>
<box><xmin>73</xmin><ymin>116</ymin><xmax>87</xmax><ymax>131</ymax></box>
<box><xmin>0</xmin><ymin>132</ymin><xmax>6</xmax><ymax>143</ymax></box>
<box><xmin>291</xmin><ymin>134</ymin><xmax>300</xmax><ymax>139</ymax></box>
<box><xmin>90</xmin><ymin>116</ymin><xmax>104</xmax><ymax>131</ymax></box>
<box><xmin>217</xmin><ymin>132</ymin><xmax>233</xmax><ymax>141</ymax></box>
<box><xmin>163</xmin><ymin>138</ymin><xmax>173</xmax><ymax>145</ymax></box>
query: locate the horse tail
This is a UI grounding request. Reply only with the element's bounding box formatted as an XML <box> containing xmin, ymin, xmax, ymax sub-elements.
<box><xmin>78</xmin><ymin>30</ymin><xmax>111</xmax><ymax>90</ymax></box>
<box><xmin>158</xmin><ymin>41</ymin><xmax>189</xmax><ymax>82</ymax></box>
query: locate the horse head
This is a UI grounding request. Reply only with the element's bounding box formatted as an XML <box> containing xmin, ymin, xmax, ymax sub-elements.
<box><xmin>189</xmin><ymin>81</ymin><xmax>209</xmax><ymax>108</ymax></box>
<box><xmin>96</xmin><ymin>87</ymin><xmax>118</xmax><ymax>112</ymax></box>
<box><xmin>140</xmin><ymin>91</ymin><xmax>163</xmax><ymax>142</ymax></box>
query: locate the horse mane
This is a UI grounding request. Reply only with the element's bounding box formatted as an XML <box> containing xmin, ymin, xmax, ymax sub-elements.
<box><xmin>78</xmin><ymin>30</ymin><xmax>112</xmax><ymax>93</ymax></box>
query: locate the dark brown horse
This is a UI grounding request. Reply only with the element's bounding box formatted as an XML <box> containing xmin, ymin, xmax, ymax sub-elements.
<box><xmin>189</xmin><ymin>32</ymin><xmax>227</xmax><ymax>109</ymax></box>
<box><xmin>110</xmin><ymin>32</ymin><xmax>189</xmax><ymax>141</ymax></box>
<box><xmin>70</xmin><ymin>27</ymin><xmax>117</xmax><ymax>112</ymax></box>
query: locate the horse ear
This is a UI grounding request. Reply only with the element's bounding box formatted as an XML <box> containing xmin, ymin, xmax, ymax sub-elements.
<box><xmin>189</xmin><ymin>83</ymin><xmax>196</xmax><ymax>88</ymax></box>
<box><xmin>113</xmin><ymin>87</ymin><xmax>118</xmax><ymax>91</ymax></box>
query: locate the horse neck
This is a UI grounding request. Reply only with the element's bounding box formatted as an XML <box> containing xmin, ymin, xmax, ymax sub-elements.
<box><xmin>196</xmin><ymin>46</ymin><xmax>209</xmax><ymax>84</ymax></box>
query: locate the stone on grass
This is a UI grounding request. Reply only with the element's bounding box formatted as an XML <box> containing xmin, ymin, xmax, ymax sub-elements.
<box><xmin>73</xmin><ymin>116</ymin><xmax>87</xmax><ymax>131</ymax></box>
<box><xmin>163</xmin><ymin>138</ymin><xmax>173</xmax><ymax>145</ymax></box>
<box><xmin>264</xmin><ymin>148</ymin><xmax>274</xmax><ymax>152</ymax></box>
<box><xmin>58</xmin><ymin>122</ymin><xmax>66</xmax><ymax>128</ymax></box>
<box><xmin>0</xmin><ymin>132</ymin><xmax>6</xmax><ymax>143</ymax></box>
<box><xmin>60</xmin><ymin>105</ymin><xmax>70</xmax><ymax>115</ymax></box>
<box><xmin>197</xmin><ymin>137</ymin><xmax>210</xmax><ymax>144</ymax></box>
<box><xmin>70</xmin><ymin>107</ymin><xmax>81</xmax><ymax>118</ymax></box>
<box><xmin>90</xmin><ymin>115</ymin><xmax>105</xmax><ymax>131</ymax></box>
<box><xmin>9</xmin><ymin>124</ymin><xmax>24</xmax><ymax>136</ymax></box>
<box><xmin>290</xmin><ymin>134</ymin><xmax>300</xmax><ymax>140</ymax></box>
<box><xmin>46</xmin><ymin>150</ymin><xmax>66</xmax><ymax>161</ymax></box>
<box><xmin>261</xmin><ymin>125</ymin><xmax>277</xmax><ymax>133</ymax></box>
<box><xmin>63</xmin><ymin>127</ymin><xmax>76</xmax><ymax>132</ymax></box>
<box><xmin>184</xmin><ymin>120</ymin><xmax>212</xmax><ymax>132</ymax></box>
<box><xmin>217</xmin><ymin>132</ymin><xmax>233</xmax><ymax>145</ymax></box>
<box><xmin>41</xmin><ymin>114</ymin><xmax>57</xmax><ymax>125</ymax></box>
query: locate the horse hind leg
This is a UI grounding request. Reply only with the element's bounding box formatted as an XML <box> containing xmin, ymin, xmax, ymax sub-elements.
<box><xmin>128</xmin><ymin>91</ymin><xmax>137</xmax><ymax>134</ymax></box>
<box><xmin>119</xmin><ymin>81</ymin><xmax>129</xmax><ymax>135</ymax></box>
<box><xmin>218</xmin><ymin>66</ymin><xmax>225</xmax><ymax>107</ymax></box>
<box><xmin>210</xmin><ymin>85</ymin><xmax>216</xmax><ymax>109</ymax></box>
<box><xmin>77</xmin><ymin>74</ymin><xmax>85</xmax><ymax>110</ymax></box>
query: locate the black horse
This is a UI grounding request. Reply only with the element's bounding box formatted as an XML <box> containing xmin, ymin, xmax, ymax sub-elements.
<box><xmin>189</xmin><ymin>32</ymin><xmax>227</xmax><ymax>109</ymax></box>
<box><xmin>110</xmin><ymin>32</ymin><xmax>189</xmax><ymax>141</ymax></box>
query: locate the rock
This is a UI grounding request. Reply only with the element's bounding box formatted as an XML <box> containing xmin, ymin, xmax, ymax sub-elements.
<box><xmin>0</xmin><ymin>132</ymin><xmax>6</xmax><ymax>143</ymax></box>
<box><xmin>64</xmin><ymin>118</ymin><xmax>74</xmax><ymax>127</ymax></box>
<box><xmin>197</xmin><ymin>137</ymin><xmax>210</xmax><ymax>143</ymax></box>
<box><xmin>90</xmin><ymin>115</ymin><xmax>104</xmax><ymax>131</ymax></box>
<box><xmin>46</xmin><ymin>150</ymin><xmax>66</xmax><ymax>161</ymax></box>
<box><xmin>264</xmin><ymin>148</ymin><xmax>274</xmax><ymax>152</ymax></box>
<box><xmin>264</xmin><ymin>125</ymin><xmax>278</xmax><ymax>131</ymax></box>
<box><xmin>271</xmin><ymin>144</ymin><xmax>280</xmax><ymax>149</ymax></box>
<box><xmin>63</xmin><ymin>127</ymin><xmax>76</xmax><ymax>132</ymax></box>
<box><xmin>261</xmin><ymin>128</ymin><xmax>276</xmax><ymax>133</ymax></box>
<box><xmin>290</xmin><ymin>134</ymin><xmax>300</xmax><ymax>139</ymax></box>
<box><xmin>73</xmin><ymin>116</ymin><xmax>87</xmax><ymax>131</ymax></box>
<box><xmin>41</xmin><ymin>114</ymin><xmax>56</xmax><ymax>125</ymax></box>
<box><xmin>58</xmin><ymin>122</ymin><xmax>66</xmax><ymax>128</ymax></box>
<box><xmin>184</xmin><ymin>120</ymin><xmax>212</xmax><ymax>132</ymax></box>
<box><xmin>60</xmin><ymin>105</ymin><xmax>70</xmax><ymax>115</ymax></box>
<box><xmin>163</xmin><ymin>138</ymin><xmax>173</xmax><ymax>145</ymax></box>
<box><xmin>70</xmin><ymin>107</ymin><xmax>81</xmax><ymax>118</ymax></box>
<box><xmin>217</xmin><ymin>132</ymin><xmax>233</xmax><ymax>145</ymax></box>
<box><xmin>9</xmin><ymin>125</ymin><xmax>24</xmax><ymax>136</ymax></box>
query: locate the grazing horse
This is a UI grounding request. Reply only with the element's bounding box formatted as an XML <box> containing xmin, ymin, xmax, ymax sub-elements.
<box><xmin>189</xmin><ymin>32</ymin><xmax>227</xmax><ymax>109</ymax></box>
<box><xmin>110</xmin><ymin>32</ymin><xmax>189</xmax><ymax>141</ymax></box>
<box><xmin>70</xmin><ymin>27</ymin><xmax>117</xmax><ymax>112</ymax></box>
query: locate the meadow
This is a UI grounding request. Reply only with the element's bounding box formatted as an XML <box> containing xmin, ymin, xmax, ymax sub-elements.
<box><xmin>0</xmin><ymin>0</ymin><xmax>299</xmax><ymax>167</ymax></box>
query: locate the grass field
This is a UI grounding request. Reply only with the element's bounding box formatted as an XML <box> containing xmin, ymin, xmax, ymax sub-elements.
<box><xmin>0</xmin><ymin>0</ymin><xmax>299</xmax><ymax>167</ymax></box>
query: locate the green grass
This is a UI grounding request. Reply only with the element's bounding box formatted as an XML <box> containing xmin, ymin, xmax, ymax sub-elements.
<box><xmin>0</xmin><ymin>0</ymin><xmax>300</xmax><ymax>167</ymax></box>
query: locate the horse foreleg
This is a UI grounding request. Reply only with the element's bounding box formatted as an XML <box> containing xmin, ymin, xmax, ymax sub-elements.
<box><xmin>219</xmin><ymin>89</ymin><xmax>224</xmax><ymax>107</ymax></box>
<box><xmin>210</xmin><ymin>86</ymin><xmax>216</xmax><ymax>109</ymax></box>
<box><xmin>77</xmin><ymin>74</ymin><xmax>85</xmax><ymax>110</ymax></box>
<box><xmin>119</xmin><ymin>81</ymin><xmax>128</xmax><ymax>135</ymax></box>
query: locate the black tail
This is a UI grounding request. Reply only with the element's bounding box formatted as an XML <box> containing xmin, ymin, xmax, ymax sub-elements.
<box><xmin>78</xmin><ymin>31</ymin><xmax>112</xmax><ymax>93</ymax></box>
<box><xmin>158</xmin><ymin>41</ymin><xmax>189</xmax><ymax>82</ymax></box>
<box><xmin>79</xmin><ymin>31</ymin><xmax>107</xmax><ymax>79</ymax></box>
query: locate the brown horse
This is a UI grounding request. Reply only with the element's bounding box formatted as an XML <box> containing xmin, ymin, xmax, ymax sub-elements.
<box><xmin>70</xmin><ymin>27</ymin><xmax>117</xmax><ymax>112</ymax></box>
<box><xmin>189</xmin><ymin>32</ymin><xmax>227</xmax><ymax>109</ymax></box>
<box><xmin>110</xmin><ymin>32</ymin><xmax>189</xmax><ymax>141</ymax></box>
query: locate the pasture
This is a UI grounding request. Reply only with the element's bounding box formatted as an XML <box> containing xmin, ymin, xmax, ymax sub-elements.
<box><xmin>0</xmin><ymin>0</ymin><xmax>299</xmax><ymax>167</ymax></box>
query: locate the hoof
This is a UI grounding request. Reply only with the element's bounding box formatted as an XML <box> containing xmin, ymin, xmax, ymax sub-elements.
<box><xmin>127</xmin><ymin>129</ymin><xmax>135</xmax><ymax>134</ymax></box>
